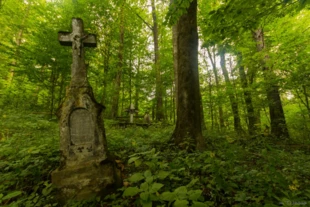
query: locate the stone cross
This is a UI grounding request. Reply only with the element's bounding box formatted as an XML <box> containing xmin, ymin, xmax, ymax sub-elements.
<box><xmin>58</xmin><ymin>18</ymin><xmax>96</xmax><ymax>86</ymax></box>
<box><xmin>52</xmin><ymin>18</ymin><xmax>121</xmax><ymax>202</ymax></box>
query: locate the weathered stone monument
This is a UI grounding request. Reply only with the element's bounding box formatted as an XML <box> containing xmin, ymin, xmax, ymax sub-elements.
<box><xmin>127</xmin><ymin>104</ymin><xmax>137</xmax><ymax>123</ymax></box>
<box><xmin>144</xmin><ymin>112</ymin><xmax>151</xmax><ymax>125</ymax></box>
<box><xmin>51</xmin><ymin>18</ymin><xmax>121</xmax><ymax>201</ymax></box>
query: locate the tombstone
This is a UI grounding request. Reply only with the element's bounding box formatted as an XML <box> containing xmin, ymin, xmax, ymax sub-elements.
<box><xmin>125</xmin><ymin>104</ymin><xmax>138</xmax><ymax>123</ymax></box>
<box><xmin>51</xmin><ymin>18</ymin><xmax>121</xmax><ymax>202</ymax></box>
<box><xmin>144</xmin><ymin>112</ymin><xmax>151</xmax><ymax>125</ymax></box>
<box><xmin>129</xmin><ymin>104</ymin><xmax>135</xmax><ymax>123</ymax></box>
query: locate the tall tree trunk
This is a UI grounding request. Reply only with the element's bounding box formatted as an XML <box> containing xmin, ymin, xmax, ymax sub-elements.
<box><xmin>135</xmin><ymin>57</ymin><xmax>141</xmax><ymax>114</ymax></box>
<box><xmin>207</xmin><ymin>72</ymin><xmax>215</xmax><ymax>130</ymax></box>
<box><xmin>111</xmin><ymin>4</ymin><xmax>125</xmax><ymax>118</ymax></box>
<box><xmin>219</xmin><ymin>46</ymin><xmax>242</xmax><ymax>133</ymax></box>
<box><xmin>206</xmin><ymin>47</ymin><xmax>224</xmax><ymax>130</ymax></box>
<box><xmin>151</xmin><ymin>0</ymin><xmax>164</xmax><ymax>121</ymax></box>
<box><xmin>200</xmin><ymin>91</ymin><xmax>207</xmax><ymax>130</ymax></box>
<box><xmin>101</xmin><ymin>43</ymin><xmax>110</xmax><ymax>106</ymax></box>
<box><xmin>129</xmin><ymin>47</ymin><xmax>133</xmax><ymax>106</ymax></box>
<box><xmin>237</xmin><ymin>54</ymin><xmax>257</xmax><ymax>135</ymax></box>
<box><xmin>172</xmin><ymin>26</ymin><xmax>178</xmax><ymax>112</ymax></box>
<box><xmin>171</xmin><ymin>0</ymin><xmax>206</xmax><ymax>151</ymax></box>
<box><xmin>253</xmin><ymin>29</ymin><xmax>289</xmax><ymax>139</ymax></box>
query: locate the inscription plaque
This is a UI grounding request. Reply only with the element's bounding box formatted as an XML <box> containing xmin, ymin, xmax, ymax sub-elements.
<box><xmin>70</xmin><ymin>109</ymin><xmax>94</xmax><ymax>145</ymax></box>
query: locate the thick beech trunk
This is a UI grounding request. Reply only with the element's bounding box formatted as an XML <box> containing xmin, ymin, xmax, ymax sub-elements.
<box><xmin>219</xmin><ymin>47</ymin><xmax>242</xmax><ymax>133</ymax></box>
<box><xmin>171</xmin><ymin>0</ymin><xmax>206</xmax><ymax>151</ymax></box>
<box><xmin>253</xmin><ymin>29</ymin><xmax>289</xmax><ymax>139</ymax></box>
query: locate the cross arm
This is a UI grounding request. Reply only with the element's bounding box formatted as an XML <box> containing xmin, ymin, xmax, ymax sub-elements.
<box><xmin>58</xmin><ymin>31</ymin><xmax>97</xmax><ymax>47</ymax></box>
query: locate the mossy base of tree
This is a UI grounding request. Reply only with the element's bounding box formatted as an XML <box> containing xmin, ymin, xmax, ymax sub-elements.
<box><xmin>51</xmin><ymin>159</ymin><xmax>122</xmax><ymax>203</ymax></box>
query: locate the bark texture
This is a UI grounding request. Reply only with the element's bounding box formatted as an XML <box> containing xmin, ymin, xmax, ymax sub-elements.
<box><xmin>237</xmin><ymin>54</ymin><xmax>257</xmax><ymax>135</ymax></box>
<box><xmin>111</xmin><ymin>4</ymin><xmax>125</xmax><ymax>118</ymax></box>
<box><xmin>206</xmin><ymin>47</ymin><xmax>225</xmax><ymax>130</ymax></box>
<box><xmin>151</xmin><ymin>0</ymin><xmax>164</xmax><ymax>121</ymax></box>
<box><xmin>253</xmin><ymin>29</ymin><xmax>289</xmax><ymax>139</ymax></box>
<box><xmin>171</xmin><ymin>0</ymin><xmax>206</xmax><ymax>151</ymax></box>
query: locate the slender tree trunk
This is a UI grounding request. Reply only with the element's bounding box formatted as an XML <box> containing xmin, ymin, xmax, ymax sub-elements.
<box><xmin>101</xmin><ymin>44</ymin><xmax>110</xmax><ymax>106</ymax></box>
<box><xmin>207</xmin><ymin>72</ymin><xmax>214</xmax><ymax>130</ymax></box>
<box><xmin>129</xmin><ymin>47</ymin><xmax>132</xmax><ymax>106</ymax></box>
<box><xmin>237</xmin><ymin>54</ymin><xmax>257</xmax><ymax>135</ymax></box>
<box><xmin>253</xmin><ymin>28</ymin><xmax>289</xmax><ymax>139</ymax></box>
<box><xmin>151</xmin><ymin>0</ymin><xmax>164</xmax><ymax>121</ymax></box>
<box><xmin>135</xmin><ymin>57</ymin><xmax>141</xmax><ymax>113</ymax></box>
<box><xmin>206</xmin><ymin>47</ymin><xmax>224</xmax><ymax>130</ymax></box>
<box><xmin>200</xmin><ymin>91</ymin><xmax>207</xmax><ymax>130</ymax></box>
<box><xmin>111</xmin><ymin>4</ymin><xmax>125</xmax><ymax>118</ymax></box>
<box><xmin>171</xmin><ymin>0</ymin><xmax>206</xmax><ymax>151</ymax></box>
<box><xmin>219</xmin><ymin>46</ymin><xmax>242</xmax><ymax>133</ymax></box>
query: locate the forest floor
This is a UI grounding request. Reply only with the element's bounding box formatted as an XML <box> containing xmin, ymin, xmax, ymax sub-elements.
<box><xmin>0</xmin><ymin>110</ymin><xmax>309</xmax><ymax>207</ymax></box>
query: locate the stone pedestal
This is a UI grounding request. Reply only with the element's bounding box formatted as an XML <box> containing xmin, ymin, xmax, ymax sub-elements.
<box><xmin>52</xmin><ymin>159</ymin><xmax>121</xmax><ymax>201</ymax></box>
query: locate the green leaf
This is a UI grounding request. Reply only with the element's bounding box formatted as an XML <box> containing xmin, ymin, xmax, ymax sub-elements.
<box><xmin>42</xmin><ymin>185</ymin><xmax>53</xmax><ymax>196</ymax></box>
<box><xmin>157</xmin><ymin>170</ymin><xmax>170</xmax><ymax>180</ymax></box>
<box><xmin>264</xmin><ymin>204</ymin><xmax>279</xmax><ymax>207</ymax></box>
<box><xmin>161</xmin><ymin>191</ymin><xmax>176</xmax><ymax>201</ymax></box>
<box><xmin>186</xmin><ymin>178</ymin><xmax>199</xmax><ymax>188</ymax></box>
<box><xmin>174</xmin><ymin>186</ymin><xmax>187</xmax><ymax>200</ymax></box>
<box><xmin>128</xmin><ymin>156</ymin><xmax>140</xmax><ymax>164</ymax></box>
<box><xmin>140</xmin><ymin>199</ymin><xmax>152</xmax><ymax>207</ymax></box>
<box><xmin>140</xmin><ymin>182</ymin><xmax>149</xmax><ymax>191</ymax></box>
<box><xmin>173</xmin><ymin>199</ymin><xmax>189</xmax><ymax>207</ymax></box>
<box><xmin>146</xmin><ymin>176</ymin><xmax>154</xmax><ymax>184</ymax></box>
<box><xmin>129</xmin><ymin>173</ymin><xmax>144</xmax><ymax>183</ymax></box>
<box><xmin>188</xmin><ymin>190</ymin><xmax>202</xmax><ymax>201</ymax></box>
<box><xmin>123</xmin><ymin>187</ymin><xmax>140</xmax><ymax>197</ymax></box>
<box><xmin>2</xmin><ymin>191</ymin><xmax>23</xmax><ymax>200</ymax></box>
<box><xmin>150</xmin><ymin>183</ymin><xmax>164</xmax><ymax>193</ymax></box>
<box><xmin>140</xmin><ymin>192</ymin><xmax>150</xmax><ymax>201</ymax></box>
<box><xmin>135</xmin><ymin>159</ymin><xmax>142</xmax><ymax>167</ymax></box>
<box><xmin>144</xmin><ymin>170</ymin><xmax>152</xmax><ymax>178</ymax></box>
<box><xmin>192</xmin><ymin>201</ymin><xmax>211</xmax><ymax>207</ymax></box>
<box><xmin>234</xmin><ymin>192</ymin><xmax>249</xmax><ymax>202</ymax></box>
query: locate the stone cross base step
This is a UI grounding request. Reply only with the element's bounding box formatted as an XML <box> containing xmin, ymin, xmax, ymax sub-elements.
<box><xmin>52</xmin><ymin>160</ymin><xmax>121</xmax><ymax>203</ymax></box>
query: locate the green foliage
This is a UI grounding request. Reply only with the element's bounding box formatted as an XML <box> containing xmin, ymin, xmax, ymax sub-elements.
<box><xmin>165</xmin><ymin>0</ymin><xmax>194</xmax><ymax>26</ymax></box>
<box><xmin>101</xmin><ymin>125</ymin><xmax>310</xmax><ymax>206</ymax></box>
<box><xmin>0</xmin><ymin>110</ymin><xmax>59</xmax><ymax>206</ymax></box>
<box><xmin>1</xmin><ymin>111</ymin><xmax>310</xmax><ymax>206</ymax></box>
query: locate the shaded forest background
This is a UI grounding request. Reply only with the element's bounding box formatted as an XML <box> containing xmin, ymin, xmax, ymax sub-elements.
<box><xmin>1</xmin><ymin>0</ymin><xmax>310</xmax><ymax>141</ymax></box>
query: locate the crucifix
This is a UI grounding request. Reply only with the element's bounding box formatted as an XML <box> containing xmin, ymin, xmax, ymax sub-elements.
<box><xmin>58</xmin><ymin>18</ymin><xmax>97</xmax><ymax>86</ymax></box>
